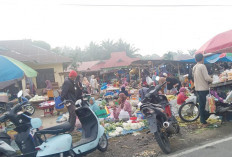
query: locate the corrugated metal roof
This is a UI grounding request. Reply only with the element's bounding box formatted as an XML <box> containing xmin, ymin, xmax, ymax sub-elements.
<box><xmin>0</xmin><ymin>40</ymin><xmax>71</xmax><ymax>64</ymax></box>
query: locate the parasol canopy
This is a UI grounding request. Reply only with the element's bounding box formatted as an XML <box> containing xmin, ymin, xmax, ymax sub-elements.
<box><xmin>180</xmin><ymin>53</ymin><xmax>232</xmax><ymax>64</ymax></box>
<box><xmin>206</xmin><ymin>53</ymin><xmax>232</xmax><ymax>63</ymax></box>
<box><xmin>0</xmin><ymin>55</ymin><xmax>37</xmax><ymax>89</ymax></box>
<box><xmin>195</xmin><ymin>30</ymin><xmax>232</xmax><ymax>54</ymax></box>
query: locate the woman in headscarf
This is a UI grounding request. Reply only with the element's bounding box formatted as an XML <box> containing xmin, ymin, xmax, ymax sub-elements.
<box><xmin>82</xmin><ymin>77</ymin><xmax>90</xmax><ymax>93</ymax></box>
<box><xmin>177</xmin><ymin>87</ymin><xmax>189</xmax><ymax>105</ymax></box>
<box><xmin>113</xmin><ymin>93</ymin><xmax>132</xmax><ymax>119</ymax></box>
<box><xmin>45</xmin><ymin>80</ymin><xmax>53</xmax><ymax>90</ymax></box>
<box><xmin>44</xmin><ymin>80</ymin><xmax>54</xmax><ymax>100</ymax></box>
<box><xmin>89</xmin><ymin>97</ymin><xmax>100</xmax><ymax>113</ymax></box>
<box><xmin>90</xmin><ymin>75</ymin><xmax>98</xmax><ymax>94</ymax></box>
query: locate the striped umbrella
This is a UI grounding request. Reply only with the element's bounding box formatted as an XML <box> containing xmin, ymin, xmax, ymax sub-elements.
<box><xmin>0</xmin><ymin>55</ymin><xmax>37</xmax><ymax>89</ymax></box>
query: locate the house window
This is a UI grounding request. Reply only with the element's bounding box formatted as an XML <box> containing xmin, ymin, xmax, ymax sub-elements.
<box><xmin>36</xmin><ymin>68</ymin><xmax>55</xmax><ymax>89</ymax></box>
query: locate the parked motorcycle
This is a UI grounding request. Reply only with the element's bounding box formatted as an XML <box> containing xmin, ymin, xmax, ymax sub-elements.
<box><xmin>140</xmin><ymin>82</ymin><xmax>180</xmax><ymax>154</ymax></box>
<box><xmin>35</xmin><ymin>94</ymin><xmax>108</xmax><ymax>156</ymax></box>
<box><xmin>178</xmin><ymin>92</ymin><xmax>200</xmax><ymax>122</ymax></box>
<box><xmin>0</xmin><ymin>90</ymin><xmax>40</xmax><ymax>157</ymax></box>
<box><xmin>179</xmin><ymin>93</ymin><xmax>232</xmax><ymax>122</ymax></box>
<box><xmin>0</xmin><ymin>93</ymin><xmax>35</xmax><ymax>116</ymax></box>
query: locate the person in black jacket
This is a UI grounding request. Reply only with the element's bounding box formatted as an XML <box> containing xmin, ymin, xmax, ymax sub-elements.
<box><xmin>75</xmin><ymin>75</ymin><xmax>83</xmax><ymax>100</ymax></box>
<box><xmin>61</xmin><ymin>70</ymin><xmax>78</xmax><ymax>102</ymax></box>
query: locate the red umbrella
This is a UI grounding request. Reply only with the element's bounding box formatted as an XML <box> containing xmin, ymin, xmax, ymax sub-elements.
<box><xmin>195</xmin><ymin>30</ymin><xmax>232</xmax><ymax>54</ymax></box>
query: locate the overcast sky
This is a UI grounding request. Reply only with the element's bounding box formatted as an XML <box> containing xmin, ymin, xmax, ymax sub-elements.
<box><xmin>0</xmin><ymin>0</ymin><xmax>232</xmax><ymax>56</ymax></box>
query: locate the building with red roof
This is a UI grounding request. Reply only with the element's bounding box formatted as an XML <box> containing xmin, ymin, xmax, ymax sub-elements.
<box><xmin>67</xmin><ymin>52</ymin><xmax>139</xmax><ymax>73</ymax></box>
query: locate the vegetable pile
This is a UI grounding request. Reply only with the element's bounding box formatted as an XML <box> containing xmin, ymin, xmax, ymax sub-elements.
<box><xmin>29</xmin><ymin>95</ymin><xmax>47</xmax><ymax>102</ymax></box>
<box><xmin>105</xmin><ymin>120</ymin><xmax>147</xmax><ymax>137</ymax></box>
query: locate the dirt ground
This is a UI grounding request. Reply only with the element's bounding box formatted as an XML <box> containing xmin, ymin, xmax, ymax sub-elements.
<box><xmin>86</xmin><ymin>122</ymin><xmax>232</xmax><ymax>157</ymax></box>
<box><xmin>32</xmin><ymin>109</ymin><xmax>232</xmax><ymax>157</ymax></box>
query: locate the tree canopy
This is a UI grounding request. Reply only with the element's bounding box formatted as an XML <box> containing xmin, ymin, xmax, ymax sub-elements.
<box><xmin>31</xmin><ymin>39</ymin><xmax>196</xmax><ymax>69</ymax></box>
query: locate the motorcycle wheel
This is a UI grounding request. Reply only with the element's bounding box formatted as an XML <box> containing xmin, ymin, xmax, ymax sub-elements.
<box><xmin>171</xmin><ymin>116</ymin><xmax>180</xmax><ymax>134</ymax></box>
<box><xmin>24</xmin><ymin>105</ymin><xmax>35</xmax><ymax>116</ymax></box>
<box><xmin>154</xmin><ymin>121</ymin><xmax>171</xmax><ymax>154</ymax></box>
<box><xmin>179</xmin><ymin>102</ymin><xmax>200</xmax><ymax>122</ymax></box>
<box><xmin>97</xmin><ymin>133</ymin><xmax>108</xmax><ymax>152</ymax></box>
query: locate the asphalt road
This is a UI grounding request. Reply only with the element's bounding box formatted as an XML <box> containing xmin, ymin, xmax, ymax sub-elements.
<box><xmin>166</xmin><ymin>135</ymin><xmax>232</xmax><ymax>157</ymax></box>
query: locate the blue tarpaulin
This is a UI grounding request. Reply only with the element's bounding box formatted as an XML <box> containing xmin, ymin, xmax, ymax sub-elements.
<box><xmin>180</xmin><ymin>53</ymin><xmax>232</xmax><ymax>64</ymax></box>
<box><xmin>206</xmin><ymin>53</ymin><xmax>232</xmax><ymax>63</ymax></box>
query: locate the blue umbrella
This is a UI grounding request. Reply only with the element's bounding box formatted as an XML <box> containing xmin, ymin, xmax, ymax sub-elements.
<box><xmin>180</xmin><ymin>58</ymin><xmax>210</xmax><ymax>64</ymax></box>
<box><xmin>206</xmin><ymin>53</ymin><xmax>232</xmax><ymax>63</ymax></box>
<box><xmin>0</xmin><ymin>55</ymin><xmax>37</xmax><ymax>89</ymax></box>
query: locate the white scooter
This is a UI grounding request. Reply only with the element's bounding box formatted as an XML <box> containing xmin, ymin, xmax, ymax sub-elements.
<box><xmin>34</xmin><ymin>96</ymin><xmax>108</xmax><ymax>157</ymax></box>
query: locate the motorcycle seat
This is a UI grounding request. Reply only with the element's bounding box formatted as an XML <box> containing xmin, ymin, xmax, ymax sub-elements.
<box><xmin>37</xmin><ymin>122</ymin><xmax>71</xmax><ymax>135</ymax></box>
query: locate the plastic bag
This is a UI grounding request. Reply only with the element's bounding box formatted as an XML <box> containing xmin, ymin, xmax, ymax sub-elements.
<box><xmin>185</xmin><ymin>95</ymin><xmax>197</xmax><ymax>104</ymax></box>
<box><xmin>118</xmin><ymin>109</ymin><xmax>130</xmax><ymax>120</ymax></box>
<box><xmin>146</xmin><ymin>76</ymin><xmax>153</xmax><ymax>86</ymax></box>
<box><xmin>206</xmin><ymin>94</ymin><xmax>216</xmax><ymax>113</ymax></box>
<box><xmin>170</xmin><ymin>88</ymin><xmax>178</xmax><ymax>95</ymax></box>
<box><xmin>225</xmin><ymin>91</ymin><xmax>232</xmax><ymax>103</ymax></box>
<box><xmin>212</xmin><ymin>75</ymin><xmax>220</xmax><ymax>84</ymax></box>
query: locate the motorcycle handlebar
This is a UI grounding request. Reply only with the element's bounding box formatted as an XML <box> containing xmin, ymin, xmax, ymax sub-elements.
<box><xmin>58</xmin><ymin>100</ymin><xmax>74</xmax><ymax>107</ymax></box>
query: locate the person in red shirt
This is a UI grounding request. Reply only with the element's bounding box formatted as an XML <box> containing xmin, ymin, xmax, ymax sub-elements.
<box><xmin>177</xmin><ymin>87</ymin><xmax>188</xmax><ymax>105</ymax></box>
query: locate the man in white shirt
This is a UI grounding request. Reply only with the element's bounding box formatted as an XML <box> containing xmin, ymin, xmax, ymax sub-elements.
<box><xmin>193</xmin><ymin>53</ymin><xmax>213</xmax><ymax>125</ymax></box>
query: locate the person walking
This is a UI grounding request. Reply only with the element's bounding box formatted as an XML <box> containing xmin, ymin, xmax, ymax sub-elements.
<box><xmin>193</xmin><ymin>53</ymin><xmax>213</xmax><ymax>126</ymax></box>
<box><xmin>61</xmin><ymin>70</ymin><xmax>78</xmax><ymax>102</ymax></box>
<box><xmin>90</xmin><ymin>75</ymin><xmax>98</xmax><ymax>94</ymax></box>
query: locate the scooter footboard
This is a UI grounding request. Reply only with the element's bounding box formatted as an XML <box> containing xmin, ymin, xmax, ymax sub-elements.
<box><xmin>36</xmin><ymin>134</ymin><xmax>72</xmax><ymax>156</ymax></box>
<box><xmin>72</xmin><ymin>124</ymin><xmax>105</xmax><ymax>155</ymax></box>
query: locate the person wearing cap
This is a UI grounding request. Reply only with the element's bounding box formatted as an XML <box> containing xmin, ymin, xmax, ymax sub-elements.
<box><xmin>193</xmin><ymin>53</ymin><xmax>213</xmax><ymax>126</ymax></box>
<box><xmin>61</xmin><ymin>70</ymin><xmax>78</xmax><ymax>102</ymax></box>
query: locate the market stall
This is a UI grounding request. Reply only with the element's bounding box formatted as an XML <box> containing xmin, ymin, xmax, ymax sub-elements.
<box><xmin>29</xmin><ymin>95</ymin><xmax>55</xmax><ymax>116</ymax></box>
<box><xmin>207</xmin><ymin>68</ymin><xmax>232</xmax><ymax>121</ymax></box>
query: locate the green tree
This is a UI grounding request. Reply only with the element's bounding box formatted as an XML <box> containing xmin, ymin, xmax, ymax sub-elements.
<box><xmin>84</xmin><ymin>42</ymin><xmax>104</xmax><ymax>61</ymax></box>
<box><xmin>142</xmin><ymin>53</ymin><xmax>161</xmax><ymax>60</ymax></box>
<box><xmin>115</xmin><ymin>39</ymin><xmax>139</xmax><ymax>58</ymax></box>
<box><xmin>52</xmin><ymin>39</ymin><xmax>140</xmax><ymax>62</ymax></box>
<box><xmin>188</xmin><ymin>49</ymin><xmax>197</xmax><ymax>56</ymax></box>
<box><xmin>163</xmin><ymin>51</ymin><xmax>176</xmax><ymax>60</ymax></box>
<box><xmin>177</xmin><ymin>50</ymin><xmax>184</xmax><ymax>55</ymax></box>
<box><xmin>101</xmin><ymin>39</ymin><xmax>116</xmax><ymax>59</ymax></box>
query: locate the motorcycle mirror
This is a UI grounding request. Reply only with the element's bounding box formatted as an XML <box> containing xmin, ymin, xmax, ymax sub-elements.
<box><xmin>17</xmin><ymin>90</ymin><xmax>23</xmax><ymax>98</ymax></box>
<box><xmin>31</xmin><ymin>118</ymin><xmax>42</xmax><ymax>129</ymax></box>
<box><xmin>156</xmin><ymin>76</ymin><xmax>160</xmax><ymax>81</ymax></box>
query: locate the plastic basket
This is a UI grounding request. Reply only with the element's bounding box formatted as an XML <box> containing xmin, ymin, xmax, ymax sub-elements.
<box><xmin>95</xmin><ymin>109</ymin><xmax>108</xmax><ymax>118</ymax></box>
<box><xmin>54</xmin><ymin>96</ymin><xmax>64</xmax><ymax>109</ymax></box>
